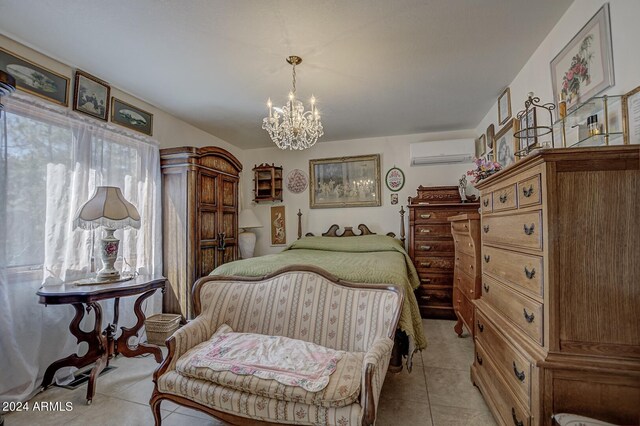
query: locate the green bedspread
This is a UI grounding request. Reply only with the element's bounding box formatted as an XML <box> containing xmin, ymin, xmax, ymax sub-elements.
<box><xmin>210</xmin><ymin>235</ymin><xmax>427</xmax><ymax>353</ymax></box>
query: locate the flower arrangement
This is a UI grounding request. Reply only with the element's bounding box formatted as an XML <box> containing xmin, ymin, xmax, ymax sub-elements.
<box><xmin>467</xmin><ymin>157</ymin><xmax>502</xmax><ymax>184</ymax></box>
<box><xmin>561</xmin><ymin>35</ymin><xmax>593</xmax><ymax>105</ymax></box>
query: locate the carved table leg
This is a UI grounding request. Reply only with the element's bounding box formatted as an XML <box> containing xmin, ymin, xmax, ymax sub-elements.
<box><xmin>116</xmin><ymin>289</ymin><xmax>162</xmax><ymax>363</ymax></box>
<box><xmin>85</xmin><ymin>302</ymin><xmax>108</xmax><ymax>404</ymax></box>
<box><xmin>41</xmin><ymin>303</ymin><xmax>102</xmax><ymax>391</ymax></box>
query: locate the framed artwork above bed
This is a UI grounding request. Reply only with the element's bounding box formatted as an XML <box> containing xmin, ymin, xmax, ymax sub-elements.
<box><xmin>309</xmin><ymin>154</ymin><xmax>381</xmax><ymax>209</ymax></box>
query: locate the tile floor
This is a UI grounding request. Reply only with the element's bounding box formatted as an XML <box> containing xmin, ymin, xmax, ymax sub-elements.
<box><xmin>4</xmin><ymin>319</ymin><xmax>496</xmax><ymax>426</ymax></box>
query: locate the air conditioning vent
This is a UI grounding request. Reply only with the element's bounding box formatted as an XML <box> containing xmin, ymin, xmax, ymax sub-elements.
<box><xmin>410</xmin><ymin>139</ymin><xmax>475</xmax><ymax>166</ymax></box>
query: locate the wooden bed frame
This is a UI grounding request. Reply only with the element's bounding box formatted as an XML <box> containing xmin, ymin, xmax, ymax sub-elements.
<box><xmin>296</xmin><ymin>207</ymin><xmax>406</xmax><ymax>245</ymax></box>
<box><xmin>294</xmin><ymin>207</ymin><xmax>409</xmax><ymax>372</ymax></box>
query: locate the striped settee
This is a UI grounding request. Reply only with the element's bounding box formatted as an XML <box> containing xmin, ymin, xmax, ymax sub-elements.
<box><xmin>150</xmin><ymin>266</ymin><xmax>404</xmax><ymax>426</ymax></box>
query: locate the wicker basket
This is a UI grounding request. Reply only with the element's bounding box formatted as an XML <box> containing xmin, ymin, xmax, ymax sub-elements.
<box><xmin>145</xmin><ymin>313</ymin><xmax>181</xmax><ymax>345</ymax></box>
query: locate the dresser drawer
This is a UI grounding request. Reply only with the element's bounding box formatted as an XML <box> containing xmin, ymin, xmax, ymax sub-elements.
<box><xmin>517</xmin><ymin>174</ymin><xmax>542</xmax><ymax>208</ymax></box>
<box><xmin>455</xmin><ymin>250</ymin><xmax>478</xmax><ymax>278</ymax></box>
<box><xmin>417</xmin><ymin>285</ymin><xmax>452</xmax><ymax>308</ymax></box>
<box><xmin>492</xmin><ymin>183</ymin><xmax>518</xmax><ymax>212</ymax></box>
<box><xmin>414</xmin><ymin>240</ymin><xmax>455</xmax><ymax>256</ymax></box>
<box><xmin>415</xmin><ymin>223</ymin><xmax>452</xmax><ymax>238</ymax></box>
<box><xmin>453</xmin><ymin>233</ymin><xmax>475</xmax><ymax>256</ymax></box>
<box><xmin>413</xmin><ymin>208</ymin><xmax>465</xmax><ymax>223</ymax></box>
<box><xmin>417</xmin><ymin>273</ymin><xmax>452</xmax><ymax>286</ymax></box>
<box><xmin>482</xmin><ymin>246</ymin><xmax>543</xmax><ymax>298</ymax></box>
<box><xmin>451</xmin><ymin>220</ymin><xmax>471</xmax><ymax>234</ymax></box>
<box><xmin>454</xmin><ymin>267</ymin><xmax>477</xmax><ymax>298</ymax></box>
<box><xmin>481</xmin><ymin>276</ymin><xmax>543</xmax><ymax>346</ymax></box>
<box><xmin>453</xmin><ymin>287</ymin><xmax>474</xmax><ymax>328</ymax></box>
<box><xmin>415</xmin><ymin>256</ymin><xmax>454</xmax><ymax>273</ymax></box>
<box><xmin>481</xmin><ymin>195</ymin><xmax>492</xmax><ymax>214</ymax></box>
<box><xmin>474</xmin><ymin>341</ymin><xmax>531</xmax><ymax>426</ymax></box>
<box><xmin>482</xmin><ymin>210</ymin><xmax>542</xmax><ymax>251</ymax></box>
<box><xmin>475</xmin><ymin>309</ymin><xmax>532</xmax><ymax>408</ymax></box>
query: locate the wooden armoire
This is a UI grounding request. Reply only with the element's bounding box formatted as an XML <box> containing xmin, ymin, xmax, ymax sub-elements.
<box><xmin>160</xmin><ymin>146</ymin><xmax>242</xmax><ymax>320</ymax></box>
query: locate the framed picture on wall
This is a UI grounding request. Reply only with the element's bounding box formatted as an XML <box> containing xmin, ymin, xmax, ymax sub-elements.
<box><xmin>73</xmin><ymin>70</ymin><xmax>110</xmax><ymax>121</ymax></box>
<box><xmin>0</xmin><ymin>47</ymin><xmax>69</xmax><ymax>106</ymax></box>
<box><xmin>270</xmin><ymin>205</ymin><xmax>287</xmax><ymax>246</ymax></box>
<box><xmin>498</xmin><ymin>87</ymin><xmax>512</xmax><ymax>125</ymax></box>
<box><xmin>550</xmin><ymin>3</ymin><xmax>614</xmax><ymax>113</ymax></box>
<box><xmin>622</xmin><ymin>85</ymin><xmax>640</xmax><ymax>145</ymax></box>
<box><xmin>111</xmin><ymin>98</ymin><xmax>153</xmax><ymax>136</ymax></box>
<box><xmin>494</xmin><ymin>119</ymin><xmax>517</xmax><ymax>168</ymax></box>
<box><xmin>309</xmin><ymin>154</ymin><xmax>381</xmax><ymax>208</ymax></box>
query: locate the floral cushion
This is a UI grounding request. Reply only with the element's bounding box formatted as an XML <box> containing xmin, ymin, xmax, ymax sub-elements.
<box><xmin>175</xmin><ymin>325</ymin><xmax>364</xmax><ymax>408</ymax></box>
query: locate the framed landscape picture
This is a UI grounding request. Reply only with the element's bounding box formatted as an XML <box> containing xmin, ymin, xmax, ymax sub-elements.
<box><xmin>493</xmin><ymin>119</ymin><xmax>516</xmax><ymax>168</ymax></box>
<box><xmin>73</xmin><ymin>70</ymin><xmax>110</xmax><ymax>121</ymax></box>
<box><xmin>0</xmin><ymin>47</ymin><xmax>69</xmax><ymax>106</ymax></box>
<box><xmin>309</xmin><ymin>154</ymin><xmax>381</xmax><ymax>208</ymax></box>
<box><xmin>111</xmin><ymin>98</ymin><xmax>153</xmax><ymax>136</ymax></box>
<box><xmin>550</xmin><ymin>3</ymin><xmax>614</xmax><ymax>112</ymax></box>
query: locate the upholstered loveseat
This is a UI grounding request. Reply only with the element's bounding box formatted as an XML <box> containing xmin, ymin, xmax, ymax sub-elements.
<box><xmin>150</xmin><ymin>266</ymin><xmax>403</xmax><ymax>425</ymax></box>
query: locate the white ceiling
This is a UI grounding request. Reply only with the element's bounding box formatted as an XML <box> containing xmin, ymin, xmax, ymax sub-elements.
<box><xmin>0</xmin><ymin>0</ymin><xmax>572</xmax><ymax>149</ymax></box>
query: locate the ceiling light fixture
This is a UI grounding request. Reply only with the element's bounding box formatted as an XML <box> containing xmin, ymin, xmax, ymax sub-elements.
<box><xmin>262</xmin><ymin>56</ymin><xmax>323</xmax><ymax>150</ymax></box>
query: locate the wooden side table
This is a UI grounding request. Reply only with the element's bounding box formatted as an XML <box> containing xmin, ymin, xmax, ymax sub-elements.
<box><xmin>37</xmin><ymin>275</ymin><xmax>166</xmax><ymax>404</ymax></box>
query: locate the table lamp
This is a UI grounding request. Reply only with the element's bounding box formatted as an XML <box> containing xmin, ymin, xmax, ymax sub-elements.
<box><xmin>74</xmin><ymin>186</ymin><xmax>141</xmax><ymax>282</ymax></box>
<box><xmin>238</xmin><ymin>209</ymin><xmax>262</xmax><ymax>258</ymax></box>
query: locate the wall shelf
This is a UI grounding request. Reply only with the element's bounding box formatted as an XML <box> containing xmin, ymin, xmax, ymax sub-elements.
<box><xmin>253</xmin><ymin>163</ymin><xmax>283</xmax><ymax>203</ymax></box>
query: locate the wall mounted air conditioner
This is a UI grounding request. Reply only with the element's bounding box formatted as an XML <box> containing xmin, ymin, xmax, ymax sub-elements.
<box><xmin>410</xmin><ymin>139</ymin><xmax>475</xmax><ymax>166</ymax></box>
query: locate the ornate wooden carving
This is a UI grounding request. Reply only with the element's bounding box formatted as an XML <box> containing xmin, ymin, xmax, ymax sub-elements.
<box><xmin>304</xmin><ymin>223</ymin><xmax>396</xmax><ymax>239</ymax></box>
<box><xmin>409</xmin><ymin>185</ymin><xmax>462</xmax><ymax>205</ymax></box>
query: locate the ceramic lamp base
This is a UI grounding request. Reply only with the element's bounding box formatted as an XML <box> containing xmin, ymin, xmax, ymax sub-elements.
<box><xmin>97</xmin><ymin>228</ymin><xmax>120</xmax><ymax>281</ymax></box>
<box><xmin>238</xmin><ymin>231</ymin><xmax>257</xmax><ymax>259</ymax></box>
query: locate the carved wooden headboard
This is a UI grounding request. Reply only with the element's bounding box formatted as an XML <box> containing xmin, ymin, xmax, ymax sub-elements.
<box><xmin>296</xmin><ymin>208</ymin><xmax>406</xmax><ymax>244</ymax></box>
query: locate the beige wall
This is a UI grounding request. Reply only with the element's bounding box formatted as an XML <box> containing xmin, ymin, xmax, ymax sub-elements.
<box><xmin>475</xmin><ymin>0</ymin><xmax>640</xmax><ymax>145</ymax></box>
<box><xmin>0</xmin><ymin>34</ymin><xmax>243</xmax><ymax>161</ymax></box>
<box><xmin>242</xmin><ymin>130</ymin><xmax>476</xmax><ymax>256</ymax></box>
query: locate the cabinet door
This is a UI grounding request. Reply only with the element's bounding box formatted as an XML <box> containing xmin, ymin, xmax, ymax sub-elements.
<box><xmin>198</xmin><ymin>171</ymin><xmax>219</xmax><ymax>277</ymax></box>
<box><xmin>216</xmin><ymin>176</ymin><xmax>238</xmax><ymax>267</ymax></box>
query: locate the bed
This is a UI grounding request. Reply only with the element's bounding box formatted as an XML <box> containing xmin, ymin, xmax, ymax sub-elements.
<box><xmin>210</xmin><ymin>211</ymin><xmax>427</xmax><ymax>370</ymax></box>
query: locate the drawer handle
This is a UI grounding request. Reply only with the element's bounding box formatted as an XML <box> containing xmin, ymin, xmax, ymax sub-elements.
<box><xmin>477</xmin><ymin>321</ymin><xmax>484</xmax><ymax>332</ymax></box>
<box><xmin>523</xmin><ymin>223</ymin><xmax>535</xmax><ymax>235</ymax></box>
<box><xmin>423</xmin><ymin>295</ymin><xmax>431</xmax><ymax>300</ymax></box>
<box><xmin>420</xmin><ymin>213</ymin><xmax>432</xmax><ymax>219</ymax></box>
<box><xmin>512</xmin><ymin>408</ymin><xmax>524</xmax><ymax>426</ymax></box>
<box><xmin>483</xmin><ymin>283</ymin><xmax>489</xmax><ymax>293</ymax></box>
<box><xmin>523</xmin><ymin>308</ymin><xmax>535</xmax><ymax>323</ymax></box>
<box><xmin>420</xmin><ymin>228</ymin><xmax>431</xmax><ymax>233</ymax></box>
<box><xmin>483</xmin><ymin>225</ymin><xmax>489</xmax><ymax>233</ymax></box>
<box><xmin>420</xmin><ymin>245</ymin><xmax>432</xmax><ymax>251</ymax></box>
<box><xmin>476</xmin><ymin>353</ymin><xmax>483</xmax><ymax>365</ymax></box>
<box><xmin>499</xmin><ymin>194</ymin><xmax>508</xmax><ymax>203</ymax></box>
<box><xmin>484</xmin><ymin>255</ymin><xmax>490</xmax><ymax>263</ymax></box>
<box><xmin>524</xmin><ymin>266</ymin><xmax>536</xmax><ymax>279</ymax></box>
<box><xmin>421</xmin><ymin>278</ymin><xmax>431</xmax><ymax>284</ymax></box>
<box><xmin>483</xmin><ymin>199</ymin><xmax>489</xmax><ymax>207</ymax></box>
<box><xmin>420</xmin><ymin>262</ymin><xmax>432</xmax><ymax>268</ymax></box>
<box><xmin>522</xmin><ymin>185</ymin><xmax>534</xmax><ymax>198</ymax></box>
<box><xmin>513</xmin><ymin>362</ymin><xmax>526</xmax><ymax>382</ymax></box>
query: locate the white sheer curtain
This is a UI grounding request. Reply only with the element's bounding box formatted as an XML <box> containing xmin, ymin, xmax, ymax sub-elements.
<box><xmin>0</xmin><ymin>93</ymin><xmax>162</xmax><ymax>403</ymax></box>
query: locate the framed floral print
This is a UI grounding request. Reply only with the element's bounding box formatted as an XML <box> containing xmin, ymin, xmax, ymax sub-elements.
<box><xmin>309</xmin><ymin>154</ymin><xmax>381</xmax><ymax>208</ymax></box>
<box><xmin>385</xmin><ymin>166</ymin><xmax>405</xmax><ymax>192</ymax></box>
<box><xmin>550</xmin><ymin>3</ymin><xmax>614</xmax><ymax>113</ymax></box>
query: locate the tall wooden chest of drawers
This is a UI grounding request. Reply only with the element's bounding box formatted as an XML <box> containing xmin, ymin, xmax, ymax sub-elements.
<box><xmin>472</xmin><ymin>146</ymin><xmax>640</xmax><ymax>426</ymax></box>
<box><xmin>408</xmin><ymin>186</ymin><xmax>479</xmax><ymax>319</ymax></box>
<box><xmin>449</xmin><ymin>213</ymin><xmax>481</xmax><ymax>337</ymax></box>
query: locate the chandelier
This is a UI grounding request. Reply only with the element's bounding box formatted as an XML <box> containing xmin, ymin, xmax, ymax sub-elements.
<box><xmin>262</xmin><ymin>56</ymin><xmax>323</xmax><ymax>150</ymax></box>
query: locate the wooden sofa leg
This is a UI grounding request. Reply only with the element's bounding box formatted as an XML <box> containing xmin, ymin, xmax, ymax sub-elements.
<box><xmin>388</xmin><ymin>330</ymin><xmax>407</xmax><ymax>373</ymax></box>
<box><xmin>150</xmin><ymin>391</ymin><xmax>163</xmax><ymax>426</ymax></box>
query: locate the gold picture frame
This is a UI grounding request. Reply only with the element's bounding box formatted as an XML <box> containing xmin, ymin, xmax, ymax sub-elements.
<box><xmin>270</xmin><ymin>205</ymin><xmax>287</xmax><ymax>246</ymax></box>
<box><xmin>309</xmin><ymin>154</ymin><xmax>381</xmax><ymax>209</ymax></box>
<box><xmin>493</xmin><ymin>119</ymin><xmax>517</xmax><ymax>168</ymax></box>
<box><xmin>111</xmin><ymin>97</ymin><xmax>154</xmax><ymax>136</ymax></box>
<box><xmin>73</xmin><ymin>70</ymin><xmax>110</xmax><ymax>121</ymax></box>
<box><xmin>498</xmin><ymin>87</ymin><xmax>512</xmax><ymax>125</ymax></box>
<box><xmin>0</xmin><ymin>47</ymin><xmax>70</xmax><ymax>106</ymax></box>
<box><xmin>622</xmin><ymin>85</ymin><xmax>640</xmax><ymax>145</ymax></box>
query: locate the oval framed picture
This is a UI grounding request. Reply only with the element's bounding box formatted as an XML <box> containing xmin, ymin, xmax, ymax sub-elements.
<box><xmin>385</xmin><ymin>167</ymin><xmax>405</xmax><ymax>192</ymax></box>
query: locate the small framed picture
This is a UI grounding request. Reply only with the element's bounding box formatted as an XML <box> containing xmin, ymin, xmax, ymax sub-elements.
<box><xmin>111</xmin><ymin>98</ymin><xmax>154</xmax><ymax>136</ymax></box>
<box><xmin>622</xmin><ymin>85</ymin><xmax>640</xmax><ymax>145</ymax></box>
<box><xmin>385</xmin><ymin>166</ymin><xmax>405</xmax><ymax>192</ymax></box>
<box><xmin>516</xmin><ymin>108</ymin><xmax>538</xmax><ymax>151</ymax></box>
<box><xmin>73</xmin><ymin>70</ymin><xmax>110</xmax><ymax>121</ymax></box>
<box><xmin>270</xmin><ymin>205</ymin><xmax>287</xmax><ymax>246</ymax></box>
<box><xmin>494</xmin><ymin>119</ymin><xmax>516</xmax><ymax>168</ymax></box>
<box><xmin>498</xmin><ymin>87</ymin><xmax>512</xmax><ymax>125</ymax></box>
<box><xmin>0</xmin><ymin>47</ymin><xmax>69</xmax><ymax>106</ymax></box>
<box><xmin>486</xmin><ymin>124</ymin><xmax>495</xmax><ymax>150</ymax></box>
<box><xmin>475</xmin><ymin>134</ymin><xmax>487</xmax><ymax>157</ymax></box>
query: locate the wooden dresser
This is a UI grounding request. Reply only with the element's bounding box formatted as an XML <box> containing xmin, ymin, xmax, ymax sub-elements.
<box><xmin>160</xmin><ymin>146</ymin><xmax>242</xmax><ymax>320</ymax></box>
<box><xmin>449</xmin><ymin>213</ymin><xmax>481</xmax><ymax>337</ymax></box>
<box><xmin>408</xmin><ymin>186</ymin><xmax>479</xmax><ymax>319</ymax></box>
<box><xmin>472</xmin><ymin>146</ymin><xmax>640</xmax><ymax>426</ymax></box>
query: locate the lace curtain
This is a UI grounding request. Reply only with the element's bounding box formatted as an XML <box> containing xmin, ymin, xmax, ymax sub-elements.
<box><xmin>0</xmin><ymin>93</ymin><xmax>162</xmax><ymax>402</ymax></box>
